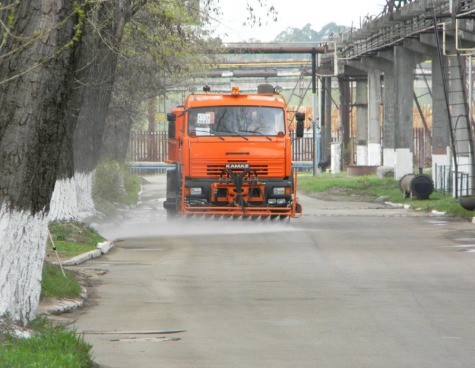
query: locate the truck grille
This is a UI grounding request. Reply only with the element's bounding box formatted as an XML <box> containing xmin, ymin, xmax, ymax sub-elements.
<box><xmin>207</xmin><ymin>164</ymin><xmax>269</xmax><ymax>176</ymax></box>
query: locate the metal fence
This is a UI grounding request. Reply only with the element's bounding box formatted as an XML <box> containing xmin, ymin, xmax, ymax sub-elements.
<box><xmin>127</xmin><ymin>130</ymin><xmax>314</xmax><ymax>163</ymax></box>
<box><xmin>434</xmin><ymin>164</ymin><xmax>471</xmax><ymax>197</ymax></box>
<box><xmin>128</xmin><ymin>131</ymin><xmax>168</xmax><ymax>162</ymax></box>
<box><xmin>292</xmin><ymin>134</ymin><xmax>314</xmax><ymax>162</ymax></box>
<box><xmin>127</xmin><ymin>129</ymin><xmax>431</xmax><ymax>169</ymax></box>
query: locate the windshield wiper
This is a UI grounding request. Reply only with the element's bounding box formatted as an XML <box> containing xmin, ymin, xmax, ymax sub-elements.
<box><xmin>238</xmin><ymin>130</ymin><xmax>272</xmax><ymax>141</ymax></box>
<box><xmin>217</xmin><ymin>129</ymin><xmax>248</xmax><ymax>141</ymax></box>
<box><xmin>190</xmin><ymin>130</ymin><xmax>225</xmax><ymax>140</ymax></box>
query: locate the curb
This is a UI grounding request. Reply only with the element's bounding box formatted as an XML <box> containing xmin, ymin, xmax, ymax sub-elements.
<box><xmin>53</xmin><ymin>241</ymin><xmax>115</xmax><ymax>267</ymax></box>
<box><xmin>40</xmin><ymin>287</ymin><xmax>88</xmax><ymax>315</ymax></box>
<box><xmin>385</xmin><ymin>201</ymin><xmax>473</xmax><ymax>220</ymax></box>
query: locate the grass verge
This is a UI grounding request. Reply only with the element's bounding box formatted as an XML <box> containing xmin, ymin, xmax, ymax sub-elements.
<box><xmin>25</xmin><ymin>221</ymin><xmax>103</xmax><ymax>367</ymax></box>
<box><xmin>46</xmin><ymin>221</ymin><xmax>103</xmax><ymax>259</ymax></box>
<box><xmin>298</xmin><ymin>172</ymin><xmax>475</xmax><ymax>219</ymax></box>
<box><xmin>0</xmin><ymin>317</ymin><xmax>94</xmax><ymax>368</ymax></box>
<box><xmin>0</xmin><ymin>163</ymin><xmax>139</xmax><ymax>367</ymax></box>
<box><xmin>41</xmin><ymin>263</ymin><xmax>82</xmax><ymax>299</ymax></box>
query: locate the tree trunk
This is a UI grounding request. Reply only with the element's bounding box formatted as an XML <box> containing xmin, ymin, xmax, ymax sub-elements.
<box><xmin>51</xmin><ymin>2</ymin><xmax>139</xmax><ymax>220</ymax></box>
<box><xmin>73</xmin><ymin>3</ymin><xmax>130</xmax><ymax>215</ymax></box>
<box><xmin>101</xmin><ymin>107</ymin><xmax>135</xmax><ymax>162</ymax></box>
<box><xmin>0</xmin><ymin>0</ymin><xmax>80</xmax><ymax>325</ymax></box>
<box><xmin>49</xmin><ymin>2</ymin><xmax>110</xmax><ymax>221</ymax></box>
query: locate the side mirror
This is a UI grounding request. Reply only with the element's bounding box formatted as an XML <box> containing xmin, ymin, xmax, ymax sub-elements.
<box><xmin>167</xmin><ymin>113</ymin><xmax>176</xmax><ymax>138</ymax></box>
<box><xmin>295</xmin><ymin>112</ymin><xmax>305</xmax><ymax>138</ymax></box>
<box><xmin>167</xmin><ymin>113</ymin><xmax>176</xmax><ymax>122</ymax></box>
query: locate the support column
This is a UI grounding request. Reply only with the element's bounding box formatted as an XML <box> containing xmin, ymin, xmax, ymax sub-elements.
<box><xmin>338</xmin><ymin>77</ymin><xmax>351</xmax><ymax>170</ymax></box>
<box><xmin>321</xmin><ymin>76</ymin><xmax>332</xmax><ymax>166</ymax></box>
<box><xmin>383</xmin><ymin>66</ymin><xmax>396</xmax><ymax>168</ymax></box>
<box><xmin>393</xmin><ymin>46</ymin><xmax>415</xmax><ymax>179</ymax></box>
<box><xmin>431</xmin><ymin>50</ymin><xmax>450</xmax><ymax>186</ymax></box>
<box><xmin>355</xmin><ymin>79</ymin><xmax>368</xmax><ymax>165</ymax></box>
<box><xmin>367</xmin><ymin>69</ymin><xmax>382</xmax><ymax>166</ymax></box>
<box><xmin>359</xmin><ymin>54</ymin><xmax>396</xmax><ymax>169</ymax></box>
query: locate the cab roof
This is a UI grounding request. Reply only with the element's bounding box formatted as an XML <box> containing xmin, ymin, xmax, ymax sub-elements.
<box><xmin>184</xmin><ymin>92</ymin><xmax>287</xmax><ymax>109</ymax></box>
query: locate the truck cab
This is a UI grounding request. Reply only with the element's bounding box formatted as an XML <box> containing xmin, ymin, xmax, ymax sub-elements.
<box><xmin>163</xmin><ymin>85</ymin><xmax>303</xmax><ymax>219</ymax></box>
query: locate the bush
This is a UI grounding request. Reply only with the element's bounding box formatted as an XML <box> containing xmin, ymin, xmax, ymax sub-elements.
<box><xmin>93</xmin><ymin>159</ymin><xmax>127</xmax><ymax>204</ymax></box>
<box><xmin>93</xmin><ymin>159</ymin><xmax>141</xmax><ymax>216</ymax></box>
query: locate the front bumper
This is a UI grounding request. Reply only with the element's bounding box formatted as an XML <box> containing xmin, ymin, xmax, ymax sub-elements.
<box><xmin>180</xmin><ymin>176</ymin><xmax>302</xmax><ymax>218</ymax></box>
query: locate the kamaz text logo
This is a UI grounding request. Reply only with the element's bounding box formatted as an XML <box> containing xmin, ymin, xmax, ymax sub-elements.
<box><xmin>226</xmin><ymin>163</ymin><xmax>249</xmax><ymax>169</ymax></box>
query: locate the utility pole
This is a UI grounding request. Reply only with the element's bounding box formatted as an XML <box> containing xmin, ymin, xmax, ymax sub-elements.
<box><xmin>312</xmin><ymin>49</ymin><xmax>320</xmax><ymax>176</ymax></box>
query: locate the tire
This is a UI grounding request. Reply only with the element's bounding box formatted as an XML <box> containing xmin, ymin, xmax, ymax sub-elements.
<box><xmin>165</xmin><ymin>165</ymin><xmax>181</xmax><ymax>218</ymax></box>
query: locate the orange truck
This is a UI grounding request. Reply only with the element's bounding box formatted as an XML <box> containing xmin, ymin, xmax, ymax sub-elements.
<box><xmin>163</xmin><ymin>84</ymin><xmax>304</xmax><ymax>219</ymax></box>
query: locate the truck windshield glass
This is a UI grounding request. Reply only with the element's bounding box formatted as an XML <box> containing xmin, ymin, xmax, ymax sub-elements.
<box><xmin>188</xmin><ymin>106</ymin><xmax>285</xmax><ymax>137</ymax></box>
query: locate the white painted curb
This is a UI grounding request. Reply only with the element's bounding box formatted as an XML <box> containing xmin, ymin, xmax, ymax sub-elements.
<box><xmin>384</xmin><ymin>202</ymin><xmax>404</xmax><ymax>208</ymax></box>
<box><xmin>39</xmin><ymin>287</ymin><xmax>88</xmax><ymax>315</ymax></box>
<box><xmin>55</xmin><ymin>241</ymin><xmax>115</xmax><ymax>266</ymax></box>
<box><xmin>61</xmin><ymin>249</ymin><xmax>102</xmax><ymax>266</ymax></box>
<box><xmin>97</xmin><ymin>241</ymin><xmax>112</xmax><ymax>254</ymax></box>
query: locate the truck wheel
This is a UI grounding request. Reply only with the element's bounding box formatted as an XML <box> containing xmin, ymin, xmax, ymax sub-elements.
<box><xmin>296</xmin><ymin>202</ymin><xmax>302</xmax><ymax>214</ymax></box>
<box><xmin>165</xmin><ymin>166</ymin><xmax>181</xmax><ymax>219</ymax></box>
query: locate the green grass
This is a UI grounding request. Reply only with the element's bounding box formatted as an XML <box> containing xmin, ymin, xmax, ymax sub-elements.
<box><xmin>1</xmin><ymin>204</ymin><xmax>108</xmax><ymax>368</ymax></box>
<box><xmin>299</xmin><ymin>172</ymin><xmax>401</xmax><ymax>198</ymax></box>
<box><xmin>0</xmin><ymin>317</ymin><xmax>93</xmax><ymax>368</ymax></box>
<box><xmin>47</xmin><ymin>221</ymin><xmax>103</xmax><ymax>258</ymax></box>
<box><xmin>40</xmin><ymin>263</ymin><xmax>82</xmax><ymax>299</ymax></box>
<box><xmin>298</xmin><ymin>172</ymin><xmax>475</xmax><ymax>219</ymax></box>
<box><xmin>44</xmin><ymin>221</ymin><xmax>99</xmax><ymax>299</ymax></box>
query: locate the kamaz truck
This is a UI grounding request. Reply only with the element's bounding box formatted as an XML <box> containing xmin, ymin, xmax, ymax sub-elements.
<box><xmin>163</xmin><ymin>84</ymin><xmax>304</xmax><ymax>219</ymax></box>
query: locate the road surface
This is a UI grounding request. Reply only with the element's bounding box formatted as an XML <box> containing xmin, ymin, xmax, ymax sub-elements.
<box><xmin>69</xmin><ymin>176</ymin><xmax>475</xmax><ymax>368</ymax></box>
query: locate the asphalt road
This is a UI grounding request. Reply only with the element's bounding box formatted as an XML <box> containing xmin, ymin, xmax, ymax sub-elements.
<box><xmin>70</xmin><ymin>176</ymin><xmax>475</xmax><ymax>368</ymax></box>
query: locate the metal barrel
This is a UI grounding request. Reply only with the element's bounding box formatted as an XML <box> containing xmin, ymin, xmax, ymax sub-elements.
<box><xmin>399</xmin><ymin>173</ymin><xmax>434</xmax><ymax>200</ymax></box>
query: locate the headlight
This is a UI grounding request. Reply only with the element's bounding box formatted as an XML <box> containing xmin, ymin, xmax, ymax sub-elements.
<box><xmin>273</xmin><ymin>187</ymin><xmax>286</xmax><ymax>195</ymax></box>
<box><xmin>277</xmin><ymin>198</ymin><xmax>286</xmax><ymax>205</ymax></box>
<box><xmin>190</xmin><ymin>187</ymin><xmax>202</xmax><ymax>195</ymax></box>
<box><xmin>268</xmin><ymin>198</ymin><xmax>277</xmax><ymax>205</ymax></box>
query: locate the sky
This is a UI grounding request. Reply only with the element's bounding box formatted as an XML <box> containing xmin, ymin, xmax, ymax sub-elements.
<box><xmin>213</xmin><ymin>0</ymin><xmax>387</xmax><ymax>42</ymax></box>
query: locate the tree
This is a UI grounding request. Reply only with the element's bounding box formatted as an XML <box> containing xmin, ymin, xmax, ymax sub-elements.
<box><xmin>275</xmin><ymin>22</ymin><xmax>348</xmax><ymax>42</ymax></box>
<box><xmin>48</xmin><ymin>1</ymin><xmax>127</xmax><ymax>220</ymax></box>
<box><xmin>0</xmin><ymin>0</ymin><xmax>278</xmax><ymax>325</ymax></box>
<box><xmin>0</xmin><ymin>0</ymin><xmax>85</xmax><ymax>324</ymax></box>
<box><xmin>52</xmin><ymin>0</ymin><xmax>278</xmax><ymax>220</ymax></box>
<box><xmin>51</xmin><ymin>0</ymin><xmax>222</xmax><ymax>220</ymax></box>
<box><xmin>101</xmin><ymin>1</ymin><xmax>223</xmax><ymax>163</ymax></box>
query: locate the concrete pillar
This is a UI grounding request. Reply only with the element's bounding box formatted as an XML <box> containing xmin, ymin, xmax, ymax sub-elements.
<box><xmin>325</xmin><ymin>77</ymin><xmax>333</xmax><ymax>163</ymax></box>
<box><xmin>338</xmin><ymin>77</ymin><xmax>351</xmax><ymax>168</ymax></box>
<box><xmin>393</xmin><ymin>46</ymin><xmax>415</xmax><ymax>179</ymax></box>
<box><xmin>431</xmin><ymin>50</ymin><xmax>450</xmax><ymax>190</ymax></box>
<box><xmin>331</xmin><ymin>142</ymin><xmax>341</xmax><ymax>173</ymax></box>
<box><xmin>367</xmin><ymin>69</ymin><xmax>382</xmax><ymax>166</ymax></box>
<box><xmin>382</xmin><ymin>65</ymin><xmax>397</xmax><ymax>168</ymax></box>
<box><xmin>358</xmin><ymin>56</ymin><xmax>393</xmax><ymax>168</ymax></box>
<box><xmin>355</xmin><ymin>79</ymin><xmax>368</xmax><ymax>165</ymax></box>
<box><xmin>321</xmin><ymin>77</ymin><xmax>332</xmax><ymax>165</ymax></box>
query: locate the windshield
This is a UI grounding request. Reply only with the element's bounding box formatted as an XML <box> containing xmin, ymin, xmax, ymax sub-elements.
<box><xmin>187</xmin><ymin>106</ymin><xmax>285</xmax><ymax>137</ymax></box>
